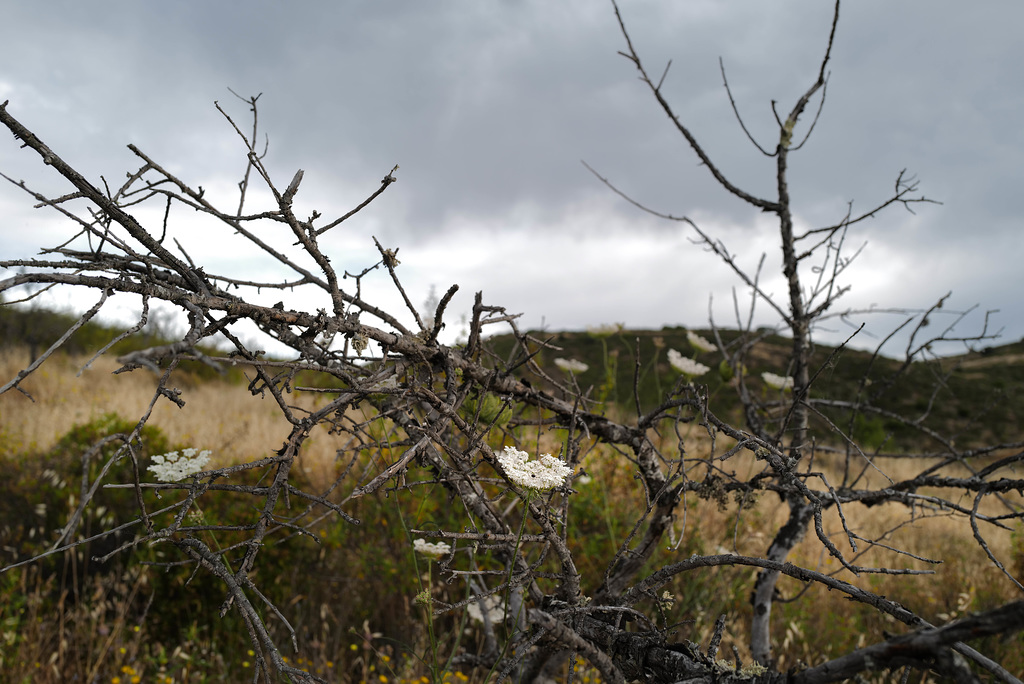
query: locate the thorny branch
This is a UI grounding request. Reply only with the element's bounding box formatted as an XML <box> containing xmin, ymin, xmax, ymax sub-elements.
<box><xmin>2</xmin><ymin>5</ymin><xmax>1023</xmax><ymax>680</ymax></box>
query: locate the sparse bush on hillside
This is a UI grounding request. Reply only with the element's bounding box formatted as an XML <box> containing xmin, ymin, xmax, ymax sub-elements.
<box><xmin>2</xmin><ymin>2</ymin><xmax>1024</xmax><ymax>682</ymax></box>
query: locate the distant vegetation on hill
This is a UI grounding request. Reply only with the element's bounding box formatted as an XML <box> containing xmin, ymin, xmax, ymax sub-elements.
<box><xmin>0</xmin><ymin>302</ymin><xmax>233</xmax><ymax>382</ymax></box>
<box><xmin>3</xmin><ymin>303</ymin><xmax>1022</xmax><ymax>452</ymax></box>
<box><xmin>487</xmin><ymin>326</ymin><xmax>1024</xmax><ymax>452</ymax></box>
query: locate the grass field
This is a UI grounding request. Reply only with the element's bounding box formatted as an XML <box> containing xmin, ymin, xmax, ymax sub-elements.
<box><xmin>1</xmin><ymin>345</ymin><xmax>1022</xmax><ymax>683</ymax></box>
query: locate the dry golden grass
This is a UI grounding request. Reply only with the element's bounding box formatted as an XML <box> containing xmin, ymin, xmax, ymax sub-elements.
<box><xmin>4</xmin><ymin>346</ymin><xmax>1018</xmax><ymax>583</ymax></box>
<box><xmin>0</xmin><ymin>348</ymin><xmax>353</xmax><ymax>489</ymax></box>
<box><xmin>570</xmin><ymin>417</ymin><xmax>1023</xmax><ymax>671</ymax></box>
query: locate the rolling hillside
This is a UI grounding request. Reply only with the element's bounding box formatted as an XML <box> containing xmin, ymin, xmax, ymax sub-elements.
<box><xmin>3</xmin><ymin>304</ymin><xmax>1022</xmax><ymax>451</ymax></box>
<box><xmin>486</xmin><ymin>326</ymin><xmax>1024</xmax><ymax>452</ymax></box>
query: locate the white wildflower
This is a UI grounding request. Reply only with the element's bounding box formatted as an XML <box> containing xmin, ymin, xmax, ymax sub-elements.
<box><xmin>497</xmin><ymin>446</ymin><xmax>573</xmax><ymax>491</ymax></box>
<box><xmin>413</xmin><ymin>538</ymin><xmax>451</xmax><ymax>559</ymax></box>
<box><xmin>554</xmin><ymin>358</ymin><xmax>589</xmax><ymax>374</ymax></box>
<box><xmin>667</xmin><ymin>349</ymin><xmax>710</xmax><ymax>378</ymax></box>
<box><xmin>148</xmin><ymin>448</ymin><xmax>212</xmax><ymax>482</ymax></box>
<box><xmin>586</xmin><ymin>323</ymin><xmax>624</xmax><ymax>338</ymax></box>
<box><xmin>686</xmin><ymin>330</ymin><xmax>716</xmax><ymax>353</ymax></box>
<box><xmin>761</xmin><ymin>371</ymin><xmax>795</xmax><ymax>391</ymax></box>
<box><xmin>467</xmin><ymin>595</ymin><xmax>505</xmax><ymax>625</ymax></box>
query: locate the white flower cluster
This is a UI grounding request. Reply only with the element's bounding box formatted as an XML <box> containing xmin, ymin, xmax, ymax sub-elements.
<box><xmin>497</xmin><ymin>446</ymin><xmax>573</xmax><ymax>491</ymax></box>
<box><xmin>554</xmin><ymin>358</ymin><xmax>589</xmax><ymax>374</ymax></box>
<box><xmin>467</xmin><ymin>594</ymin><xmax>505</xmax><ymax>625</ymax></box>
<box><xmin>148</xmin><ymin>448</ymin><xmax>212</xmax><ymax>482</ymax></box>
<box><xmin>413</xmin><ymin>538</ymin><xmax>451</xmax><ymax>559</ymax></box>
<box><xmin>667</xmin><ymin>349</ymin><xmax>710</xmax><ymax>378</ymax></box>
<box><xmin>761</xmin><ymin>371</ymin><xmax>795</xmax><ymax>391</ymax></box>
<box><xmin>686</xmin><ymin>330</ymin><xmax>716</xmax><ymax>353</ymax></box>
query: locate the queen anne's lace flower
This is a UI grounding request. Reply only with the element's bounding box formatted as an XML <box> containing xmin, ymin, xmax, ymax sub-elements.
<box><xmin>148</xmin><ymin>448</ymin><xmax>212</xmax><ymax>482</ymax></box>
<box><xmin>413</xmin><ymin>538</ymin><xmax>451</xmax><ymax>559</ymax></box>
<box><xmin>467</xmin><ymin>595</ymin><xmax>505</xmax><ymax>625</ymax></box>
<box><xmin>686</xmin><ymin>331</ymin><xmax>716</xmax><ymax>354</ymax></box>
<box><xmin>554</xmin><ymin>358</ymin><xmax>589</xmax><ymax>374</ymax></box>
<box><xmin>761</xmin><ymin>371</ymin><xmax>795</xmax><ymax>391</ymax></box>
<box><xmin>667</xmin><ymin>349</ymin><xmax>710</xmax><ymax>378</ymax></box>
<box><xmin>497</xmin><ymin>446</ymin><xmax>572</xmax><ymax>491</ymax></box>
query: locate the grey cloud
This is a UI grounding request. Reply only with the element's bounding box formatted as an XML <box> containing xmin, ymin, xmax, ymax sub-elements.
<box><xmin>1</xmin><ymin>0</ymin><xmax>1021</xmax><ymax>351</ymax></box>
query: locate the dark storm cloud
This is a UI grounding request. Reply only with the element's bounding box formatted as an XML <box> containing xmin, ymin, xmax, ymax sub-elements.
<box><xmin>2</xmin><ymin>1</ymin><xmax>1022</xmax><ymax>352</ymax></box>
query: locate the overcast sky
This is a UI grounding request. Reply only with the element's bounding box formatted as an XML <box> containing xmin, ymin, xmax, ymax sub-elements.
<box><xmin>2</xmin><ymin>1</ymin><xmax>1022</xmax><ymax>356</ymax></box>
